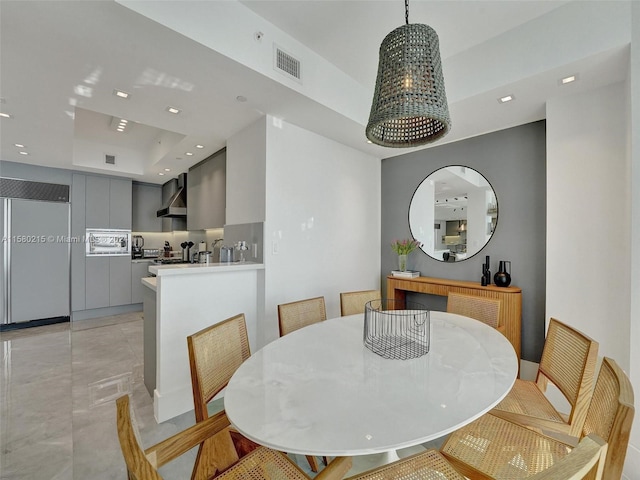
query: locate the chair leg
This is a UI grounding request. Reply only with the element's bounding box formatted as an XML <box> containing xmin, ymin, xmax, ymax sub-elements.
<box><xmin>306</xmin><ymin>455</ymin><xmax>320</xmax><ymax>472</ymax></box>
<box><xmin>191</xmin><ymin>428</ymin><xmax>239</xmax><ymax>480</ymax></box>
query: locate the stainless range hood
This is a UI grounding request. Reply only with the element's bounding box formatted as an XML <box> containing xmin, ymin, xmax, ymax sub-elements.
<box><xmin>157</xmin><ymin>173</ymin><xmax>187</xmax><ymax>218</ymax></box>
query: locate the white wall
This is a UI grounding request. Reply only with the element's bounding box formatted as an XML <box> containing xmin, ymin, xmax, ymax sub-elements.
<box><xmin>262</xmin><ymin>117</ymin><xmax>381</xmax><ymax>347</ymax></box>
<box><xmin>546</xmin><ymin>82</ymin><xmax>630</xmax><ymax>368</ymax></box>
<box><xmin>627</xmin><ymin>1</ymin><xmax>640</xmax><ymax>476</ymax></box>
<box><xmin>547</xmin><ymin>80</ymin><xmax>638</xmax><ymax>477</ymax></box>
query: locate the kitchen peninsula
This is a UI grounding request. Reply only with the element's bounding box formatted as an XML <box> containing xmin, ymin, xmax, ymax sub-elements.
<box><xmin>141</xmin><ymin>261</ymin><xmax>264</xmax><ymax>422</ymax></box>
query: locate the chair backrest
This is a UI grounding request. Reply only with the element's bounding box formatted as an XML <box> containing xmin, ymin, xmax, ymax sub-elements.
<box><xmin>581</xmin><ymin>357</ymin><xmax>635</xmax><ymax>480</ymax></box>
<box><xmin>537</xmin><ymin>318</ymin><xmax>599</xmax><ymax>436</ymax></box>
<box><xmin>116</xmin><ymin>395</ymin><xmax>164</xmax><ymax>480</ymax></box>
<box><xmin>446</xmin><ymin>292</ymin><xmax>501</xmax><ymax>329</ymax></box>
<box><xmin>278</xmin><ymin>297</ymin><xmax>326</xmax><ymax>337</ymax></box>
<box><xmin>187</xmin><ymin>313</ymin><xmax>251</xmax><ymax>422</ymax></box>
<box><xmin>528</xmin><ymin>434</ymin><xmax>607</xmax><ymax>480</ymax></box>
<box><xmin>340</xmin><ymin>290</ymin><xmax>382</xmax><ymax>316</ymax></box>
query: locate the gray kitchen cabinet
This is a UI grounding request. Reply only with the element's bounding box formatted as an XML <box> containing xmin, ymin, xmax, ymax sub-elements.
<box><xmin>143</xmin><ymin>285</ymin><xmax>157</xmax><ymax>396</ymax></box>
<box><xmin>85</xmin><ymin>176</ymin><xmax>110</xmax><ymax>228</ymax></box>
<box><xmin>132</xmin><ymin>183</ymin><xmax>162</xmax><ymax>232</ymax></box>
<box><xmin>85</xmin><ymin>175</ymin><xmax>132</xmax><ymax>229</ymax></box>
<box><xmin>85</xmin><ymin>257</ymin><xmax>110</xmax><ymax>309</ymax></box>
<box><xmin>110</xmin><ymin>178</ymin><xmax>132</xmax><ymax>229</ymax></box>
<box><xmin>131</xmin><ymin>261</ymin><xmax>151</xmax><ymax>304</ymax></box>
<box><xmin>187</xmin><ymin>148</ymin><xmax>226</xmax><ymax>230</ymax></box>
<box><xmin>85</xmin><ymin>257</ymin><xmax>133</xmax><ymax>309</ymax></box>
<box><xmin>109</xmin><ymin>256</ymin><xmax>132</xmax><ymax>306</ymax></box>
<box><xmin>71</xmin><ymin>174</ymin><xmax>86</xmax><ymax>311</ymax></box>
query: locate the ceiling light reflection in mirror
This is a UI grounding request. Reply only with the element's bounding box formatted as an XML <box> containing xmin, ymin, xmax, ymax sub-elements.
<box><xmin>409</xmin><ymin>166</ymin><xmax>498</xmax><ymax>262</ymax></box>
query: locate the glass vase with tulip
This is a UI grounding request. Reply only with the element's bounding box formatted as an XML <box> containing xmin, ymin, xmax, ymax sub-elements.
<box><xmin>391</xmin><ymin>238</ymin><xmax>422</xmax><ymax>272</ymax></box>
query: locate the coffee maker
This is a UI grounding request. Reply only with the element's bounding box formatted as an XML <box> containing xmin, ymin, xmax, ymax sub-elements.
<box><xmin>132</xmin><ymin>235</ymin><xmax>144</xmax><ymax>258</ymax></box>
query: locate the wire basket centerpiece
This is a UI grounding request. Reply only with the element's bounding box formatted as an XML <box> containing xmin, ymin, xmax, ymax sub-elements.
<box><xmin>364</xmin><ymin>299</ymin><xmax>430</xmax><ymax>360</ymax></box>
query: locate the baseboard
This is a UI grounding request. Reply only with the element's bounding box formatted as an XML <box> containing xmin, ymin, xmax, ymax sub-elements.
<box><xmin>0</xmin><ymin>315</ymin><xmax>70</xmax><ymax>331</ymax></box>
<box><xmin>72</xmin><ymin>303</ymin><xmax>142</xmax><ymax>321</ymax></box>
<box><xmin>519</xmin><ymin>359</ymin><xmax>538</xmax><ymax>380</ymax></box>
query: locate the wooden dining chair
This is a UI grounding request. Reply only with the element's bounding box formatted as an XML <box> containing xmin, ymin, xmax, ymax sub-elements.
<box><xmin>277</xmin><ymin>296</ymin><xmax>328</xmax><ymax>471</ymax></box>
<box><xmin>347</xmin><ymin>435</ymin><xmax>607</xmax><ymax>480</ymax></box>
<box><xmin>340</xmin><ymin>290</ymin><xmax>381</xmax><ymax>316</ymax></box>
<box><xmin>187</xmin><ymin>314</ymin><xmax>254</xmax><ymax>480</ymax></box>
<box><xmin>490</xmin><ymin>318</ymin><xmax>599</xmax><ymax>438</ymax></box>
<box><xmin>446</xmin><ymin>292</ymin><xmax>502</xmax><ymax>331</ymax></box>
<box><xmin>278</xmin><ymin>296</ymin><xmax>326</xmax><ymax>337</ymax></box>
<box><xmin>440</xmin><ymin>357</ymin><xmax>634</xmax><ymax>480</ymax></box>
<box><xmin>116</xmin><ymin>395</ymin><xmax>352</xmax><ymax>480</ymax></box>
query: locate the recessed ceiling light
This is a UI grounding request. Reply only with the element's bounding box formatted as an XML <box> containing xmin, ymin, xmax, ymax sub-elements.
<box><xmin>116</xmin><ymin>128</ymin><xmax>125</xmax><ymax>132</ymax></box>
<box><xmin>560</xmin><ymin>74</ymin><xmax>578</xmax><ymax>85</ymax></box>
<box><xmin>14</xmin><ymin>143</ymin><xmax>25</xmax><ymax>148</ymax></box>
<box><xmin>185</xmin><ymin>152</ymin><xmax>193</xmax><ymax>156</ymax></box>
<box><xmin>113</xmin><ymin>89</ymin><xmax>130</xmax><ymax>99</ymax></box>
<box><xmin>158</xmin><ymin>172</ymin><xmax>165</xmax><ymax>176</ymax></box>
<box><xmin>367</xmin><ymin>140</ymin><xmax>373</xmax><ymax>144</ymax></box>
<box><xmin>166</xmin><ymin>106</ymin><xmax>181</xmax><ymax>114</ymax></box>
<box><xmin>119</xmin><ymin>119</ymin><xmax>128</xmax><ymax>124</ymax></box>
<box><xmin>195</xmin><ymin>144</ymin><xmax>204</xmax><ymax>149</ymax></box>
<box><xmin>164</xmin><ymin>168</ymin><xmax>171</xmax><ymax>172</ymax></box>
<box><xmin>0</xmin><ymin>112</ymin><xmax>12</xmax><ymax>118</ymax></box>
<box><xmin>19</xmin><ymin>151</ymin><xmax>28</xmax><ymax>155</ymax></box>
<box><xmin>498</xmin><ymin>95</ymin><xmax>514</xmax><ymax>104</ymax></box>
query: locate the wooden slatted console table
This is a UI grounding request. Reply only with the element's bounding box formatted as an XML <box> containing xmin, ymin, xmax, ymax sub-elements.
<box><xmin>387</xmin><ymin>275</ymin><xmax>522</xmax><ymax>360</ymax></box>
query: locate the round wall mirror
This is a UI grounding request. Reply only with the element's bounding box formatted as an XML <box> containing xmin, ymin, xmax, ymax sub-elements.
<box><xmin>409</xmin><ymin>166</ymin><xmax>498</xmax><ymax>262</ymax></box>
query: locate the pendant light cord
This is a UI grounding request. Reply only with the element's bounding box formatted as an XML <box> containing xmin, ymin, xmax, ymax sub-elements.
<box><xmin>405</xmin><ymin>0</ymin><xmax>409</xmax><ymax>24</ymax></box>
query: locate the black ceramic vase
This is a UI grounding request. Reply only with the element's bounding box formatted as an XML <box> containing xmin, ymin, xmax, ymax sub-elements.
<box><xmin>494</xmin><ymin>260</ymin><xmax>512</xmax><ymax>287</ymax></box>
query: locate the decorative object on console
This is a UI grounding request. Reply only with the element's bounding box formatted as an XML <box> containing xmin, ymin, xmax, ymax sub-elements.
<box><xmin>482</xmin><ymin>255</ymin><xmax>491</xmax><ymax>286</ymax></box>
<box><xmin>494</xmin><ymin>260</ymin><xmax>512</xmax><ymax>287</ymax></box>
<box><xmin>391</xmin><ymin>238</ymin><xmax>422</xmax><ymax>272</ymax></box>
<box><xmin>391</xmin><ymin>270</ymin><xmax>420</xmax><ymax>278</ymax></box>
<box><xmin>364</xmin><ymin>299</ymin><xmax>430</xmax><ymax>360</ymax></box>
<box><xmin>366</xmin><ymin>0</ymin><xmax>450</xmax><ymax>147</ymax></box>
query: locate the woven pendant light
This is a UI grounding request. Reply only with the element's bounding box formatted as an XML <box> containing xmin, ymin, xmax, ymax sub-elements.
<box><xmin>366</xmin><ymin>1</ymin><xmax>451</xmax><ymax>147</ymax></box>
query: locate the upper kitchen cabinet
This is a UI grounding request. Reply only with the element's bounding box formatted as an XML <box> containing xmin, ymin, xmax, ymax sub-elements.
<box><xmin>85</xmin><ymin>175</ymin><xmax>132</xmax><ymax>229</ymax></box>
<box><xmin>110</xmin><ymin>178</ymin><xmax>132</xmax><ymax>229</ymax></box>
<box><xmin>187</xmin><ymin>148</ymin><xmax>226</xmax><ymax>231</ymax></box>
<box><xmin>132</xmin><ymin>182</ymin><xmax>162</xmax><ymax>232</ymax></box>
<box><xmin>85</xmin><ymin>175</ymin><xmax>110</xmax><ymax>228</ymax></box>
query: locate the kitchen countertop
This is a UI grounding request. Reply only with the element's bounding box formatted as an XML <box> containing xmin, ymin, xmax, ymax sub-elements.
<box><xmin>141</xmin><ymin>277</ymin><xmax>157</xmax><ymax>291</ymax></box>
<box><xmin>149</xmin><ymin>261</ymin><xmax>264</xmax><ymax>277</ymax></box>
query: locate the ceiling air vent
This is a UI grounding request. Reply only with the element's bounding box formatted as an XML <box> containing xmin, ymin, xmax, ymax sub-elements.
<box><xmin>274</xmin><ymin>45</ymin><xmax>302</xmax><ymax>83</ymax></box>
<box><xmin>105</xmin><ymin>154</ymin><xmax>116</xmax><ymax>165</ymax></box>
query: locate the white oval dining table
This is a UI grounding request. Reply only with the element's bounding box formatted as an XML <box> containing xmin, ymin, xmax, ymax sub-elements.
<box><xmin>224</xmin><ymin>311</ymin><xmax>518</xmax><ymax>459</ymax></box>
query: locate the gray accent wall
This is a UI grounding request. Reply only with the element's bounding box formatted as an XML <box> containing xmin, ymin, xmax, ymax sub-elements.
<box><xmin>381</xmin><ymin>121</ymin><xmax>546</xmax><ymax>362</ymax></box>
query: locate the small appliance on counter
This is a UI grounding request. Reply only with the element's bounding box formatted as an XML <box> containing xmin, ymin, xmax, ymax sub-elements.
<box><xmin>132</xmin><ymin>235</ymin><xmax>144</xmax><ymax>258</ymax></box>
<box><xmin>163</xmin><ymin>241</ymin><xmax>172</xmax><ymax>258</ymax></box>
<box><xmin>142</xmin><ymin>248</ymin><xmax>160</xmax><ymax>258</ymax></box>
<box><xmin>198</xmin><ymin>251</ymin><xmax>212</xmax><ymax>264</ymax></box>
<box><xmin>220</xmin><ymin>245</ymin><xmax>234</xmax><ymax>263</ymax></box>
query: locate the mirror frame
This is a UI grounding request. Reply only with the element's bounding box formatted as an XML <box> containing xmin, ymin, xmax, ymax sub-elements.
<box><xmin>408</xmin><ymin>165</ymin><xmax>498</xmax><ymax>262</ymax></box>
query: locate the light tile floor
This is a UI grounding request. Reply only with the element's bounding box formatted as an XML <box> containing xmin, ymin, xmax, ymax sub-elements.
<box><xmin>0</xmin><ymin>313</ymin><xmax>441</xmax><ymax>479</ymax></box>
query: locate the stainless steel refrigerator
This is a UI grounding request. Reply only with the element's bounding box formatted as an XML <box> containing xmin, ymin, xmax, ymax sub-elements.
<box><xmin>1</xmin><ymin>178</ymin><xmax>70</xmax><ymax>328</ymax></box>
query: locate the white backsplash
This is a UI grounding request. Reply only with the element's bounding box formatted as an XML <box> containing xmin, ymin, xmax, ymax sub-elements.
<box><xmin>132</xmin><ymin>228</ymin><xmax>223</xmax><ymax>256</ymax></box>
